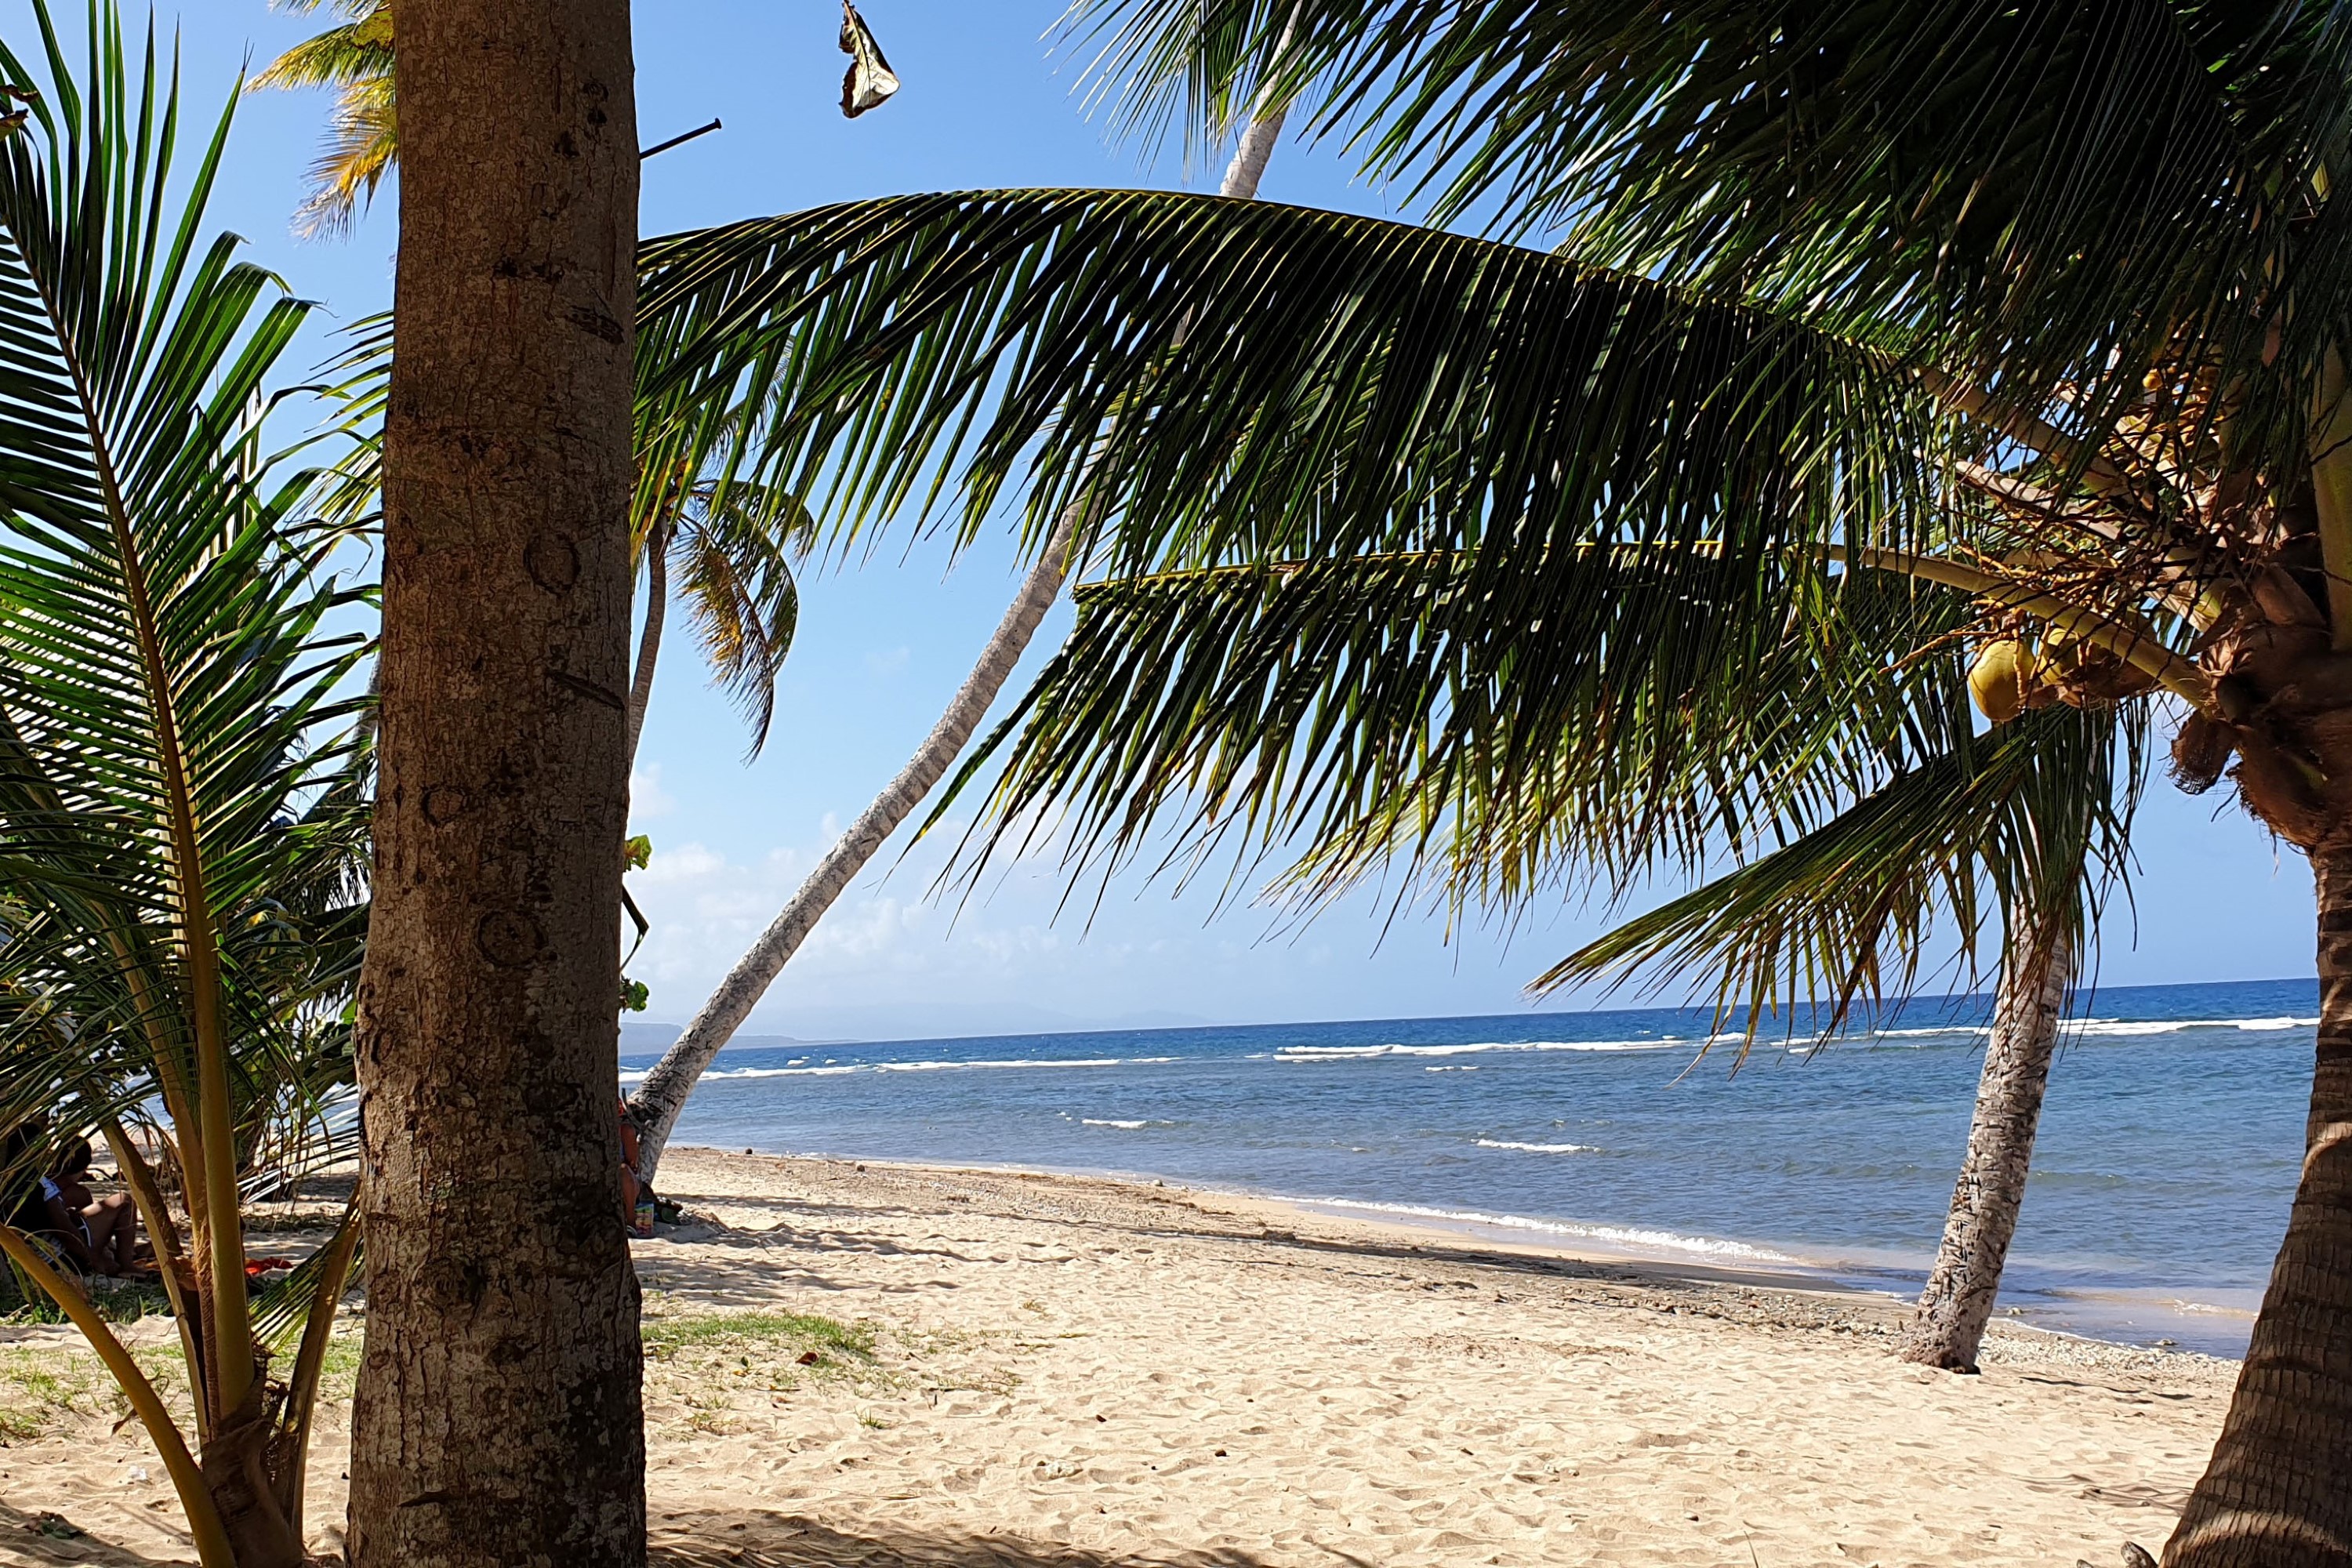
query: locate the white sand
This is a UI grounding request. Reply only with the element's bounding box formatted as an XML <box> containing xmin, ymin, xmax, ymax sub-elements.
<box><xmin>0</xmin><ymin>1148</ymin><xmax>2233</xmax><ymax>1566</ymax></box>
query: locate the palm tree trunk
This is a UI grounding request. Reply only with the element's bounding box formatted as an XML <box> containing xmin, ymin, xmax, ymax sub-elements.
<box><xmin>1899</xmin><ymin>909</ymin><xmax>2068</xmax><ymax>1372</ymax></box>
<box><xmin>347</xmin><ymin>2</ymin><xmax>645</xmax><ymax>1565</ymax></box>
<box><xmin>624</xmin><ymin>110</ymin><xmax>1288</xmax><ymax>1186</ymax></box>
<box><xmin>2165</xmin><ymin>844</ymin><xmax>2352</xmax><ymax>1568</ymax></box>
<box><xmin>626</xmin><ymin>517</ymin><xmax>671</xmax><ymax>768</ymax></box>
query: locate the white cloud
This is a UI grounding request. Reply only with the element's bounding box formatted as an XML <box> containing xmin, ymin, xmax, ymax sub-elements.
<box><xmin>629</xmin><ymin>764</ymin><xmax>677</xmax><ymax>820</ymax></box>
<box><xmin>608</xmin><ymin>785</ymin><xmax>1600</xmax><ymax>1041</ymax></box>
<box><xmin>634</xmin><ymin>840</ymin><xmax>726</xmax><ymax>884</ymax></box>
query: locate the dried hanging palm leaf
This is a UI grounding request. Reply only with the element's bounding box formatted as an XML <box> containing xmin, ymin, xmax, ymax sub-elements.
<box><xmin>839</xmin><ymin>1</ymin><xmax>898</xmax><ymax>118</ymax></box>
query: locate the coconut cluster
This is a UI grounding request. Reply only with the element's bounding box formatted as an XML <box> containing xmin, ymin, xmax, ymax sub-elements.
<box><xmin>1966</xmin><ymin>633</ymin><xmax>2161</xmax><ymax>724</ymax></box>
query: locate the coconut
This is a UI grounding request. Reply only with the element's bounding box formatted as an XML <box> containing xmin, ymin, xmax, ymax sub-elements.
<box><xmin>2169</xmin><ymin>713</ymin><xmax>2235</xmax><ymax>794</ymax></box>
<box><xmin>1968</xmin><ymin>639</ymin><xmax>2036</xmax><ymax>724</ymax></box>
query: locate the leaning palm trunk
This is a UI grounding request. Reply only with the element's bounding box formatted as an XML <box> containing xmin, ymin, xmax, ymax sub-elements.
<box><xmin>625</xmin><ymin>110</ymin><xmax>1287</xmax><ymax>1183</ymax></box>
<box><xmin>2164</xmin><ymin>844</ymin><xmax>2352</xmax><ymax>1567</ymax></box>
<box><xmin>1899</xmin><ymin>910</ymin><xmax>2070</xmax><ymax>1372</ymax></box>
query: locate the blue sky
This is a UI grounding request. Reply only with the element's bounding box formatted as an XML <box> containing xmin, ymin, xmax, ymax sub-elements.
<box><xmin>87</xmin><ymin>1</ymin><xmax>2324</xmax><ymax>1039</ymax></box>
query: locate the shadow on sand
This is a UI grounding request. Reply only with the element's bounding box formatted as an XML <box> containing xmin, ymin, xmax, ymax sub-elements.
<box><xmin>650</xmin><ymin>1509</ymin><xmax>1333</xmax><ymax>1567</ymax></box>
<box><xmin>0</xmin><ymin>1501</ymin><xmax>1324</xmax><ymax>1567</ymax></box>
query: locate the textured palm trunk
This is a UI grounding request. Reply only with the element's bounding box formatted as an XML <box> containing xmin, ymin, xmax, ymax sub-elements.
<box><xmin>1898</xmin><ymin>912</ymin><xmax>2068</xmax><ymax>1372</ymax></box>
<box><xmin>2165</xmin><ymin>843</ymin><xmax>2352</xmax><ymax>1568</ymax></box>
<box><xmin>623</xmin><ymin>112</ymin><xmax>1287</xmax><ymax>1185</ymax></box>
<box><xmin>347</xmin><ymin>2</ymin><xmax>645</xmax><ymax>1565</ymax></box>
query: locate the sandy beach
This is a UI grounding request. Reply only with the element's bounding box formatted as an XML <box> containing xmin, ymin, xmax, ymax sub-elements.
<box><xmin>1</xmin><ymin>1147</ymin><xmax>2234</xmax><ymax>1566</ymax></box>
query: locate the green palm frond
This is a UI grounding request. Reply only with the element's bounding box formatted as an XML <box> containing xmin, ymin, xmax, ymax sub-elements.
<box><xmin>291</xmin><ymin>71</ymin><xmax>393</xmax><ymax>239</ymax></box>
<box><xmin>305</xmin><ymin>309</ymin><xmax>390</xmax><ymax>528</ymax></box>
<box><xmin>1535</xmin><ymin>702</ymin><xmax>2142</xmax><ymax>1044</ymax></box>
<box><xmin>637</xmin><ymin>190</ymin><xmax>1955</xmax><ymax>575</ymax></box>
<box><xmin>931</xmin><ymin>530</ymin><xmax>2144</xmax><ymax>1037</ymax></box>
<box><xmin>640</xmin><ymin>184</ymin><xmax>2190</xmax><ymax>1015</ymax></box>
<box><xmin>666</xmin><ymin>477</ymin><xmax>809</xmax><ymax>757</ymax></box>
<box><xmin>248</xmin><ymin>2</ymin><xmax>389</xmax><ymax>92</ymax></box>
<box><xmin>931</xmin><ymin>536</ymin><xmax>1969</xmax><ymax>899</ymax></box>
<box><xmin>250</xmin><ymin>0</ymin><xmax>394</xmax><ymax>238</ymax></box>
<box><xmin>0</xmin><ymin>9</ymin><xmax>371</xmax><ymax>1552</ymax></box>
<box><xmin>1069</xmin><ymin>0</ymin><xmax>2352</xmax><ymax>477</ymax></box>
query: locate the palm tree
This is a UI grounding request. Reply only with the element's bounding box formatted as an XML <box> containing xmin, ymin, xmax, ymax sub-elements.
<box><xmin>281</xmin><ymin>0</ymin><xmax>2107</xmax><ymax>1375</ymax></box>
<box><xmin>345</xmin><ymin>0</ymin><xmax>645</xmax><ymax>1560</ymax></box>
<box><xmin>0</xmin><ymin>11</ymin><xmax>372</xmax><ymax>1563</ymax></box>
<box><xmin>623</xmin><ymin>3</ymin><xmax>2352</xmax><ymax>1559</ymax></box>
<box><xmin>248</xmin><ymin>0</ymin><xmax>392</xmax><ymax>238</ymax></box>
<box><xmin>622</xmin><ymin>102</ymin><xmax>1291</xmax><ymax>1188</ymax></box>
<box><xmin>256</xmin><ymin>16</ymin><xmax>808</xmax><ymax>780</ymax></box>
<box><xmin>622</xmin><ymin>463</ymin><xmax>806</xmax><ymax>767</ymax></box>
<box><xmin>1547</xmin><ymin>708</ymin><xmax>2132</xmax><ymax>1374</ymax></box>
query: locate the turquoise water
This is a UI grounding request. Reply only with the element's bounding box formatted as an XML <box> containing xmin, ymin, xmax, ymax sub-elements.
<box><xmin>624</xmin><ymin>978</ymin><xmax>2320</xmax><ymax>1356</ymax></box>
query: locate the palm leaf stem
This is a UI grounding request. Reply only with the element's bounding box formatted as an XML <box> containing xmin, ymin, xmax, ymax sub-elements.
<box><xmin>275</xmin><ymin>1196</ymin><xmax>359</xmax><ymax>1537</ymax></box>
<box><xmin>1918</xmin><ymin>368</ymin><xmax>2134</xmax><ymax>498</ymax></box>
<box><xmin>1951</xmin><ymin>461</ymin><xmax>2120</xmax><ymax>540</ymax></box>
<box><xmin>2310</xmin><ymin>346</ymin><xmax>2352</xmax><ymax>648</ymax></box>
<box><xmin>1832</xmin><ymin>546</ymin><xmax>2211</xmax><ymax>703</ymax></box>
<box><xmin>101</xmin><ymin>1120</ymin><xmax>206</xmax><ymax>1439</ymax></box>
<box><xmin>38</xmin><ymin>295</ymin><xmax>256</xmax><ymax>1414</ymax></box>
<box><xmin>0</xmin><ymin>1225</ymin><xmax>232</xmax><ymax>1566</ymax></box>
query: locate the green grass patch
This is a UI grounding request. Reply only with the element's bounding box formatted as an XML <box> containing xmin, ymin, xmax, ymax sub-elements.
<box><xmin>308</xmin><ymin>1332</ymin><xmax>363</xmax><ymax>1406</ymax></box>
<box><xmin>641</xmin><ymin>1310</ymin><xmax>876</xmax><ymax>1369</ymax></box>
<box><xmin>0</xmin><ymin>1347</ymin><xmax>118</xmax><ymax>1442</ymax></box>
<box><xmin>0</xmin><ymin>1334</ymin><xmax>198</xmax><ymax>1444</ymax></box>
<box><xmin>0</xmin><ymin>1271</ymin><xmax>175</xmax><ymax>1327</ymax></box>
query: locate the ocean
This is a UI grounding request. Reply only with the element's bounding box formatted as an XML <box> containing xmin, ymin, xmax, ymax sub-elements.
<box><xmin>622</xmin><ymin>977</ymin><xmax>2321</xmax><ymax>1357</ymax></box>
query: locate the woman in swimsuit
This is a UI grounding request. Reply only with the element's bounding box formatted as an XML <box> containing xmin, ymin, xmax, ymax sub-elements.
<box><xmin>18</xmin><ymin>1139</ymin><xmax>143</xmax><ymax>1276</ymax></box>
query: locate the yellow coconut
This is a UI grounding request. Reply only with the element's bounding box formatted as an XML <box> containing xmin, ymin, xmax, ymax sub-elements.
<box><xmin>1968</xmin><ymin>638</ymin><xmax>2036</xmax><ymax>724</ymax></box>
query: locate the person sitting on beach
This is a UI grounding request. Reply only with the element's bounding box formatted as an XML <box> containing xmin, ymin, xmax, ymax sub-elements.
<box><xmin>20</xmin><ymin>1139</ymin><xmax>143</xmax><ymax>1276</ymax></box>
<box><xmin>2</xmin><ymin>1118</ymin><xmax>50</xmax><ymax>1236</ymax></box>
<box><xmin>619</xmin><ymin>1099</ymin><xmax>652</xmax><ymax>1236</ymax></box>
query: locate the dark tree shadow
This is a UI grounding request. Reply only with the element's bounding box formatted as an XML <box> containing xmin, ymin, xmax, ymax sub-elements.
<box><xmin>648</xmin><ymin>1510</ymin><xmax>1352</xmax><ymax>1568</ymax></box>
<box><xmin>0</xmin><ymin>1499</ymin><xmax>185</xmax><ymax>1566</ymax></box>
<box><xmin>0</xmin><ymin>1501</ymin><xmax>1350</xmax><ymax>1567</ymax></box>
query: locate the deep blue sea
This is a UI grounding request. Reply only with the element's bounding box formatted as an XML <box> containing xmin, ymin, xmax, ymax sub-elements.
<box><xmin>622</xmin><ymin>978</ymin><xmax>2321</xmax><ymax>1357</ymax></box>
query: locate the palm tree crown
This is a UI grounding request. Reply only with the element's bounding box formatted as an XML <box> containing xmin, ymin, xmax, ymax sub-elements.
<box><xmin>249</xmin><ymin>0</ymin><xmax>392</xmax><ymax>238</ymax></box>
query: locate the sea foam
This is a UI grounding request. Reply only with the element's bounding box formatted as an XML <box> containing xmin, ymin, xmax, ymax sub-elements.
<box><xmin>1301</xmin><ymin>1196</ymin><xmax>1797</xmax><ymax>1262</ymax></box>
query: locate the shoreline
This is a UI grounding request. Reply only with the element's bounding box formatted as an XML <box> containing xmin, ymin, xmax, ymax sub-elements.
<box><xmin>1</xmin><ymin>1147</ymin><xmax>2236</xmax><ymax>1565</ymax></box>
<box><xmin>753</xmin><ymin>1149</ymin><xmax>1909</xmax><ymax>1302</ymax></box>
<box><xmin>674</xmin><ymin>1144</ymin><xmax>2253</xmax><ymax>1361</ymax></box>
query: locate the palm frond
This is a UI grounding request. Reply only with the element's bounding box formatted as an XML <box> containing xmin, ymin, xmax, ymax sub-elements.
<box><xmin>249</xmin><ymin>0</ymin><xmax>394</xmax><ymax>238</ymax></box>
<box><xmin>1537</xmin><ymin>702</ymin><xmax>2142</xmax><ymax>1045</ymax></box>
<box><xmin>932</xmin><ymin>542</ymin><xmax>1976</xmax><ymax>903</ymax></box>
<box><xmin>291</xmin><ymin>71</ymin><xmax>394</xmax><ymax>240</ymax></box>
<box><xmin>637</xmin><ymin>190</ymin><xmax>1955</xmax><ymax>576</ymax></box>
<box><xmin>1068</xmin><ymin>0</ymin><xmax>2352</xmax><ymax>481</ymax></box>
<box><xmin>247</xmin><ymin>6</ymin><xmax>390</xmax><ymax>93</ymax></box>
<box><xmin>668</xmin><ymin>478</ymin><xmax>808</xmax><ymax>757</ymax></box>
<box><xmin>0</xmin><ymin>7</ymin><xmax>371</xmax><ymax>1543</ymax></box>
